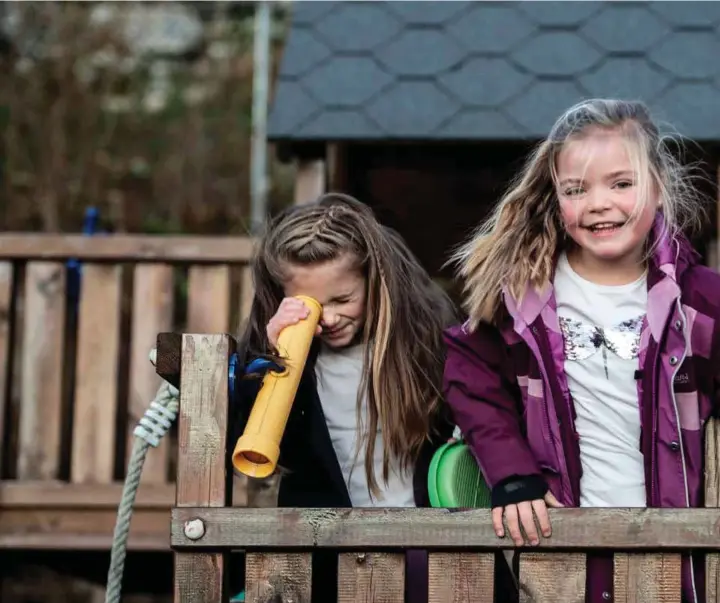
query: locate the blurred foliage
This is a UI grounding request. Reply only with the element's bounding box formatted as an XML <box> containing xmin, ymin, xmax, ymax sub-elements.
<box><xmin>0</xmin><ymin>1</ymin><xmax>295</xmax><ymax>234</ymax></box>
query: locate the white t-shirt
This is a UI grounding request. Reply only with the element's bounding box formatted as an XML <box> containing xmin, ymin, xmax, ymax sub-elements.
<box><xmin>314</xmin><ymin>343</ymin><xmax>416</xmax><ymax>507</ymax></box>
<box><xmin>553</xmin><ymin>253</ymin><xmax>647</xmax><ymax>508</ymax></box>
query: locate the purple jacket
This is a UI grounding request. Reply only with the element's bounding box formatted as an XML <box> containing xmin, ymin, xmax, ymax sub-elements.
<box><xmin>444</xmin><ymin>216</ymin><xmax>719</xmax><ymax>603</ymax></box>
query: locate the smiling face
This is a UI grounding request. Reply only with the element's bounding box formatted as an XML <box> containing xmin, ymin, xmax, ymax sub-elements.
<box><xmin>283</xmin><ymin>254</ymin><xmax>367</xmax><ymax>349</ymax></box>
<box><xmin>555</xmin><ymin>126</ymin><xmax>659</xmax><ymax>283</ymax></box>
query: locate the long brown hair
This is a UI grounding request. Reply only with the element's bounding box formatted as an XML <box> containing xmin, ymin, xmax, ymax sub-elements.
<box><xmin>451</xmin><ymin>98</ymin><xmax>706</xmax><ymax>330</ymax></box>
<box><xmin>239</xmin><ymin>193</ymin><xmax>458</xmax><ymax>495</ymax></box>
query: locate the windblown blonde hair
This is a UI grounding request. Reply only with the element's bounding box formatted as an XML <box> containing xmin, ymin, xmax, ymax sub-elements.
<box><xmin>240</xmin><ymin>193</ymin><xmax>458</xmax><ymax>496</ymax></box>
<box><xmin>451</xmin><ymin>98</ymin><xmax>706</xmax><ymax>330</ymax></box>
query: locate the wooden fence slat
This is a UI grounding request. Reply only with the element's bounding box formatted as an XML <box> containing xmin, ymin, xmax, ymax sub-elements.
<box><xmin>0</xmin><ymin>262</ymin><xmax>13</xmax><ymax>474</ymax></box>
<box><xmin>338</xmin><ymin>552</ymin><xmax>405</xmax><ymax>603</ymax></box>
<box><xmin>174</xmin><ymin>334</ymin><xmax>232</xmax><ymax>603</ymax></box>
<box><xmin>17</xmin><ymin>262</ymin><xmax>66</xmax><ymax>479</ymax></box>
<box><xmin>187</xmin><ymin>266</ymin><xmax>231</xmax><ymax>334</ymax></box>
<box><xmin>186</xmin><ymin>265</ymin><xmax>247</xmax><ymax>507</ymax></box>
<box><xmin>614</xmin><ymin>553</ymin><xmax>682</xmax><ymax>603</ymax></box>
<box><xmin>170</xmin><ymin>507</ymin><xmax>720</xmax><ymax>550</ymax></box>
<box><xmin>71</xmin><ymin>265</ymin><xmax>122</xmax><ymax>483</ymax></box>
<box><xmin>245</xmin><ymin>553</ymin><xmax>312</xmax><ymax>603</ymax></box>
<box><xmin>239</xmin><ymin>264</ymin><xmax>254</xmax><ymax>329</ymax></box>
<box><xmin>518</xmin><ymin>552</ymin><xmax>585</xmax><ymax>603</ymax></box>
<box><xmin>0</xmin><ymin>234</ymin><xmax>256</xmax><ymax>263</ymax></box>
<box><xmin>127</xmin><ymin>264</ymin><xmax>174</xmax><ymax>484</ymax></box>
<box><xmin>428</xmin><ymin>552</ymin><xmax>495</xmax><ymax>603</ymax></box>
<box><xmin>705</xmin><ymin>417</ymin><xmax>719</xmax><ymax>602</ymax></box>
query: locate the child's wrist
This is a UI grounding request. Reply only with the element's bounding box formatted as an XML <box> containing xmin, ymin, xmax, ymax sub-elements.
<box><xmin>491</xmin><ymin>474</ymin><xmax>548</xmax><ymax>507</ymax></box>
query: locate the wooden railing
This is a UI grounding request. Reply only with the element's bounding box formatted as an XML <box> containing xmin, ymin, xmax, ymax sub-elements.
<box><xmin>164</xmin><ymin>334</ymin><xmax>720</xmax><ymax>603</ymax></box>
<box><xmin>0</xmin><ymin>235</ymin><xmax>255</xmax><ymax>550</ymax></box>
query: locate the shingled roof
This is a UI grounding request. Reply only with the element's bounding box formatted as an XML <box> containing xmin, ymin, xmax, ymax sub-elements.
<box><xmin>267</xmin><ymin>1</ymin><xmax>720</xmax><ymax>142</ymax></box>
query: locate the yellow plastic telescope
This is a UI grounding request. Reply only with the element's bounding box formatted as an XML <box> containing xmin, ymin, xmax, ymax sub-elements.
<box><xmin>232</xmin><ymin>295</ymin><xmax>322</xmax><ymax>478</ymax></box>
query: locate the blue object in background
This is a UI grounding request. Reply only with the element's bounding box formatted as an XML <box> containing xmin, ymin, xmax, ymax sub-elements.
<box><xmin>67</xmin><ymin>206</ymin><xmax>102</xmax><ymax>309</ymax></box>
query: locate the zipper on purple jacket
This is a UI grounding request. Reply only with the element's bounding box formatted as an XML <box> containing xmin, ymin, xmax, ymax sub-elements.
<box><xmin>523</xmin><ymin>323</ymin><xmax>577</xmax><ymax>505</ymax></box>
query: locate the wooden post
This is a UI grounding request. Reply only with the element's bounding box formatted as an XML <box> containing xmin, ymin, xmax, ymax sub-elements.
<box><xmin>293</xmin><ymin>159</ymin><xmax>325</xmax><ymax>205</ymax></box>
<box><xmin>173</xmin><ymin>333</ymin><xmax>234</xmax><ymax>603</ymax></box>
<box><xmin>326</xmin><ymin>143</ymin><xmax>348</xmax><ymax>192</ymax></box>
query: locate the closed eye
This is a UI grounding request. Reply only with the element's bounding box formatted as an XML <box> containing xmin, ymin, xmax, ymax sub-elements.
<box><xmin>330</xmin><ymin>295</ymin><xmax>352</xmax><ymax>304</ymax></box>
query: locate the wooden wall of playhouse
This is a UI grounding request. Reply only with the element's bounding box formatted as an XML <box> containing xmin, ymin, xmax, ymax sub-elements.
<box><xmin>0</xmin><ymin>234</ymin><xmax>259</xmax><ymax>556</ymax></box>
<box><xmin>0</xmin><ymin>234</ymin><xmax>263</xmax><ymax>602</ymax></box>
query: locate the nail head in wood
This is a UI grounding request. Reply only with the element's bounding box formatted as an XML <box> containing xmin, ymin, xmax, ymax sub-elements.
<box><xmin>183</xmin><ymin>518</ymin><xmax>206</xmax><ymax>540</ymax></box>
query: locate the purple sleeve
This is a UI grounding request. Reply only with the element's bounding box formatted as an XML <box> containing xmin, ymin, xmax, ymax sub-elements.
<box><xmin>443</xmin><ymin>322</ymin><xmax>542</xmax><ymax>488</ymax></box>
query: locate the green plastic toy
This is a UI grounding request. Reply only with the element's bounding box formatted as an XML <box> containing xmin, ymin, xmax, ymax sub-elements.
<box><xmin>427</xmin><ymin>438</ymin><xmax>492</xmax><ymax>508</ymax></box>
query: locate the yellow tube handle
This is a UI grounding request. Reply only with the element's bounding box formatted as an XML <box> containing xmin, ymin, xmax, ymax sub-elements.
<box><xmin>232</xmin><ymin>295</ymin><xmax>322</xmax><ymax>478</ymax></box>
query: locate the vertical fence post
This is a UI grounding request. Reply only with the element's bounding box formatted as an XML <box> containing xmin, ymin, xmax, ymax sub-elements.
<box><xmin>174</xmin><ymin>333</ymin><xmax>234</xmax><ymax>603</ymax></box>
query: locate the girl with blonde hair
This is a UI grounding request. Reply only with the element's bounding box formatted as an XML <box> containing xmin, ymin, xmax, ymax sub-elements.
<box><xmin>444</xmin><ymin>98</ymin><xmax>716</xmax><ymax>603</ymax></box>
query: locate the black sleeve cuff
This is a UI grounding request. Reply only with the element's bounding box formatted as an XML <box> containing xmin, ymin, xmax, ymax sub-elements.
<box><xmin>491</xmin><ymin>474</ymin><xmax>549</xmax><ymax>507</ymax></box>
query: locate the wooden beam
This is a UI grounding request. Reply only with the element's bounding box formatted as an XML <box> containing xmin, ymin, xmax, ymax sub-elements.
<box><xmin>0</xmin><ymin>480</ymin><xmax>174</xmax><ymax>551</ymax></box>
<box><xmin>174</xmin><ymin>334</ymin><xmax>233</xmax><ymax>603</ymax></box>
<box><xmin>155</xmin><ymin>332</ymin><xmax>182</xmax><ymax>388</ymax></box>
<box><xmin>294</xmin><ymin>159</ymin><xmax>326</xmax><ymax>205</ymax></box>
<box><xmin>0</xmin><ymin>507</ymin><xmax>169</xmax><ymax>550</ymax></box>
<box><xmin>0</xmin><ymin>234</ymin><xmax>256</xmax><ymax>263</ymax></box>
<box><xmin>0</xmin><ymin>481</ymin><xmax>175</xmax><ymax>508</ymax></box>
<box><xmin>326</xmin><ymin>143</ymin><xmax>348</xmax><ymax>192</ymax></box>
<box><xmin>171</xmin><ymin>507</ymin><xmax>720</xmax><ymax>550</ymax></box>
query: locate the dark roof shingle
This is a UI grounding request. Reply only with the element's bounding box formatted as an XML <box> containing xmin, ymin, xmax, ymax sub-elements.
<box><xmin>268</xmin><ymin>1</ymin><xmax>720</xmax><ymax>141</ymax></box>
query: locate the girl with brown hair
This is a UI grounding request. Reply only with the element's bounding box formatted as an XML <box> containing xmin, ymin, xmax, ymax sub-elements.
<box><xmin>233</xmin><ymin>193</ymin><xmax>459</xmax><ymax>602</ymax></box>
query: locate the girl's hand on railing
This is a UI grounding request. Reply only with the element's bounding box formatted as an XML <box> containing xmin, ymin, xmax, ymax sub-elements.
<box><xmin>492</xmin><ymin>491</ymin><xmax>563</xmax><ymax>547</ymax></box>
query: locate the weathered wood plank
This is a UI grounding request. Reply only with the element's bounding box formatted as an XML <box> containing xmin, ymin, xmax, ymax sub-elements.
<box><xmin>171</xmin><ymin>507</ymin><xmax>720</xmax><ymax>550</ymax></box>
<box><xmin>519</xmin><ymin>552</ymin><xmax>585</xmax><ymax>603</ymax></box>
<box><xmin>17</xmin><ymin>262</ymin><xmax>66</xmax><ymax>479</ymax></box>
<box><xmin>245</xmin><ymin>553</ymin><xmax>312</xmax><ymax>603</ymax></box>
<box><xmin>0</xmin><ymin>507</ymin><xmax>169</xmax><ymax>550</ymax></box>
<box><xmin>185</xmin><ymin>266</ymin><xmax>241</xmax><ymax>506</ymax></box>
<box><xmin>338</xmin><ymin>552</ymin><xmax>404</xmax><ymax>603</ymax></box>
<box><xmin>0</xmin><ymin>262</ymin><xmax>13</xmax><ymax>473</ymax></box>
<box><xmin>294</xmin><ymin>159</ymin><xmax>325</xmax><ymax>205</ymax></box>
<box><xmin>174</xmin><ymin>555</ymin><xmax>225</xmax><ymax>603</ymax></box>
<box><xmin>0</xmin><ymin>234</ymin><xmax>255</xmax><ymax>263</ymax></box>
<box><xmin>127</xmin><ymin>264</ymin><xmax>174</xmax><ymax>483</ymax></box>
<box><xmin>187</xmin><ymin>266</ymin><xmax>231</xmax><ymax>334</ymax></box>
<box><xmin>705</xmin><ymin>417</ymin><xmax>720</xmax><ymax>603</ymax></box>
<box><xmin>0</xmin><ymin>481</ymin><xmax>174</xmax><ymax>507</ymax></box>
<box><xmin>71</xmin><ymin>265</ymin><xmax>123</xmax><ymax>483</ymax></box>
<box><xmin>176</xmin><ymin>334</ymin><xmax>232</xmax><ymax>507</ymax></box>
<box><xmin>428</xmin><ymin>552</ymin><xmax>494</xmax><ymax>603</ymax></box>
<box><xmin>155</xmin><ymin>332</ymin><xmax>181</xmax><ymax>388</ymax></box>
<box><xmin>174</xmin><ymin>334</ymin><xmax>233</xmax><ymax>603</ymax></box>
<box><xmin>614</xmin><ymin>553</ymin><xmax>682</xmax><ymax>602</ymax></box>
<box><xmin>239</xmin><ymin>264</ymin><xmax>254</xmax><ymax>329</ymax></box>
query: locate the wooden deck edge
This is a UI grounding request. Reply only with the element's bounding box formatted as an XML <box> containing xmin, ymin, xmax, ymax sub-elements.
<box><xmin>0</xmin><ymin>480</ymin><xmax>176</xmax><ymax>508</ymax></box>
